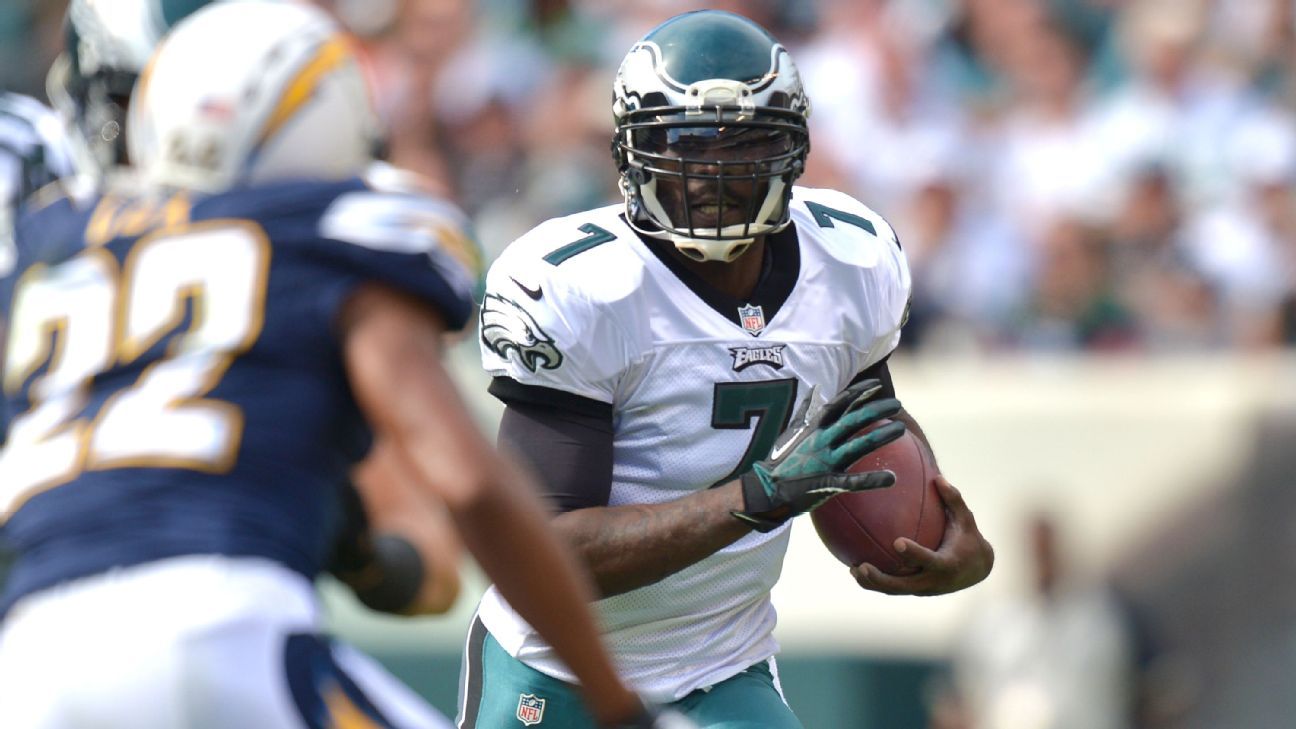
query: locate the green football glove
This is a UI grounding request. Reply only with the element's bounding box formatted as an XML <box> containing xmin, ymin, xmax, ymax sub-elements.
<box><xmin>732</xmin><ymin>379</ymin><xmax>904</xmax><ymax>533</ymax></box>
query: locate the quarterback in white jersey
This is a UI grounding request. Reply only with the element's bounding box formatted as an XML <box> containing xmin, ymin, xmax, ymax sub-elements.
<box><xmin>478</xmin><ymin>187</ymin><xmax>909</xmax><ymax>691</ymax></box>
<box><xmin>463</xmin><ymin>9</ymin><xmax>995</xmax><ymax>729</ymax></box>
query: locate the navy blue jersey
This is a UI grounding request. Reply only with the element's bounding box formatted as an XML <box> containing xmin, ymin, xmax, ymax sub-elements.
<box><xmin>0</xmin><ymin>168</ymin><xmax>478</xmax><ymax>612</ymax></box>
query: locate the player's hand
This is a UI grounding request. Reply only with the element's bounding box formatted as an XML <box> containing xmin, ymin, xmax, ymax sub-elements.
<box><xmin>851</xmin><ymin>476</ymin><xmax>994</xmax><ymax>595</ymax></box>
<box><xmin>613</xmin><ymin>704</ymin><xmax>699</xmax><ymax>729</ymax></box>
<box><xmin>732</xmin><ymin>380</ymin><xmax>905</xmax><ymax>533</ymax></box>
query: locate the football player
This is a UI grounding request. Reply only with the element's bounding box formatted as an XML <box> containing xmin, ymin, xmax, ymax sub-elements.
<box><xmin>0</xmin><ymin>3</ymin><xmax>690</xmax><ymax>728</ymax></box>
<box><xmin>463</xmin><ymin>10</ymin><xmax>996</xmax><ymax>728</ymax></box>
<box><xmin>47</xmin><ymin>0</ymin><xmax>470</xmax><ymax>620</ymax></box>
<box><xmin>46</xmin><ymin>0</ymin><xmax>225</xmax><ymax>181</ymax></box>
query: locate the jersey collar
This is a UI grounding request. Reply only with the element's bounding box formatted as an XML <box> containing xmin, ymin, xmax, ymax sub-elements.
<box><xmin>626</xmin><ymin>215</ymin><xmax>801</xmax><ymax>335</ymax></box>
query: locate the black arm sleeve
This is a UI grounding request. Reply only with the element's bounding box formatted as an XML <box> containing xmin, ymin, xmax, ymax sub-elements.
<box><xmin>490</xmin><ymin>376</ymin><xmax>614</xmax><ymax>513</ymax></box>
<box><xmin>848</xmin><ymin>355</ymin><xmax>897</xmax><ymax>399</ymax></box>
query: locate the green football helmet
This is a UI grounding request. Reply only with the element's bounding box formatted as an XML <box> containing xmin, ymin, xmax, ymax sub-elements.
<box><xmin>47</xmin><ymin>0</ymin><xmax>217</xmax><ymax>178</ymax></box>
<box><xmin>612</xmin><ymin>10</ymin><xmax>811</xmax><ymax>262</ymax></box>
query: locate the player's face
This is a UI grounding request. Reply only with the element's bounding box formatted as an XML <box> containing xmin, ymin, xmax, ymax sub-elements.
<box><xmin>642</xmin><ymin>126</ymin><xmax>793</xmax><ymax>231</ymax></box>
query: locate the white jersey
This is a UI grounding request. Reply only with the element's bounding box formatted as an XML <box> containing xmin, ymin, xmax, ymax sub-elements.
<box><xmin>477</xmin><ymin>186</ymin><xmax>911</xmax><ymax>700</ymax></box>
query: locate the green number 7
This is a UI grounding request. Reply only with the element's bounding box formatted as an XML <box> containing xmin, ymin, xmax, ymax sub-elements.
<box><xmin>709</xmin><ymin>378</ymin><xmax>798</xmax><ymax>488</ymax></box>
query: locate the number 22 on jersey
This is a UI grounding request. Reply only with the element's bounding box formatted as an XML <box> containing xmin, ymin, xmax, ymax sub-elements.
<box><xmin>0</xmin><ymin>221</ymin><xmax>269</xmax><ymax>520</ymax></box>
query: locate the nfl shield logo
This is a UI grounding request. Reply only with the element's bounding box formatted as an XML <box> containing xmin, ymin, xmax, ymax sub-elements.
<box><xmin>738</xmin><ymin>303</ymin><xmax>766</xmax><ymax>337</ymax></box>
<box><xmin>516</xmin><ymin>694</ymin><xmax>546</xmax><ymax>725</ymax></box>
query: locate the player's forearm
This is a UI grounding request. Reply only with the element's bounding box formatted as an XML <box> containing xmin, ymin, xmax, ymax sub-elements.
<box><xmin>388</xmin><ymin>398</ymin><xmax>639</xmax><ymax>718</ymax></box>
<box><xmin>343</xmin><ymin>289</ymin><xmax>638</xmax><ymax>721</ymax></box>
<box><xmin>553</xmin><ymin>481</ymin><xmax>753</xmax><ymax>598</ymax></box>
<box><xmin>451</xmin><ymin>462</ymin><xmax>641</xmax><ymax>725</ymax></box>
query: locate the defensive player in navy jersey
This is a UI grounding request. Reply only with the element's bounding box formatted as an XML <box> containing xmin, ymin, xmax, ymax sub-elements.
<box><xmin>0</xmin><ymin>3</ymin><xmax>692</xmax><ymax>728</ymax></box>
<box><xmin>37</xmin><ymin>0</ymin><xmax>453</xmax><ymax>617</ymax></box>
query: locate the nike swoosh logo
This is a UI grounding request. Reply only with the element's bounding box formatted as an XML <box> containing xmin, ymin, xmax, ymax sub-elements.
<box><xmin>769</xmin><ymin>437</ymin><xmax>796</xmax><ymax>461</ymax></box>
<box><xmin>510</xmin><ymin>277</ymin><xmax>543</xmax><ymax>301</ymax></box>
<box><xmin>769</xmin><ymin>388</ymin><xmax>818</xmax><ymax>461</ymax></box>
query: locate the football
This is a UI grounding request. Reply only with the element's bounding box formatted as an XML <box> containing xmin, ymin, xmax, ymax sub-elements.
<box><xmin>810</xmin><ymin>421</ymin><xmax>947</xmax><ymax>575</ymax></box>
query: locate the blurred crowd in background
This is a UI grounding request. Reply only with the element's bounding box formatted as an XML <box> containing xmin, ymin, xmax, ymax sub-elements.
<box><xmin>5</xmin><ymin>0</ymin><xmax>1296</xmax><ymax>353</ymax></box>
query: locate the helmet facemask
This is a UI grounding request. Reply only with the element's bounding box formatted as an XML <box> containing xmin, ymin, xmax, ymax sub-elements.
<box><xmin>611</xmin><ymin>10</ymin><xmax>812</xmax><ymax>263</ymax></box>
<box><xmin>616</xmin><ymin>103</ymin><xmax>808</xmax><ymax>262</ymax></box>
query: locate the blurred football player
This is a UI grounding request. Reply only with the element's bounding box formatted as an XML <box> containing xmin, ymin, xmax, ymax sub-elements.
<box><xmin>0</xmin><ymin>3</ymin><xmax>691</xmax><ymax>728</ymax></box>
<box><xmin>1</xmin><ymin>0</ymin><xmax>172</xmax><ymax>453</ymax></box>
<box><xmin>46</xmin><ymin>0</ymin><xmax>232</xmax><ymax>181</ymax></box>
<box><xmin>48</xmin><ymin>0</ymin><xmax>468</xmax><ymax>620</ymax></box>
<box><xmin>463</xmin><ymin>10</ymin><xmax>995</xmax><ymax>728</ymax></box>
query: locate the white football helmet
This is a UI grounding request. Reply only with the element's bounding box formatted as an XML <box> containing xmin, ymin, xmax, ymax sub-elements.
<box><xmin>128</xmin><ymin>0</ymin><xmax>380</xmax><ymax>193</ymax></box>
<box><xmin>612</xmin><ymin>10</ymin><xmax>811</xmax><ymax>262</ymax></box>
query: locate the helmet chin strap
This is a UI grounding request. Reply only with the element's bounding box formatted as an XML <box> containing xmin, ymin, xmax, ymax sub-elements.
<box><xmin>670</xmin><ymin>231</ymin><xmax>754</xmax><ymax>262</ymax></box>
